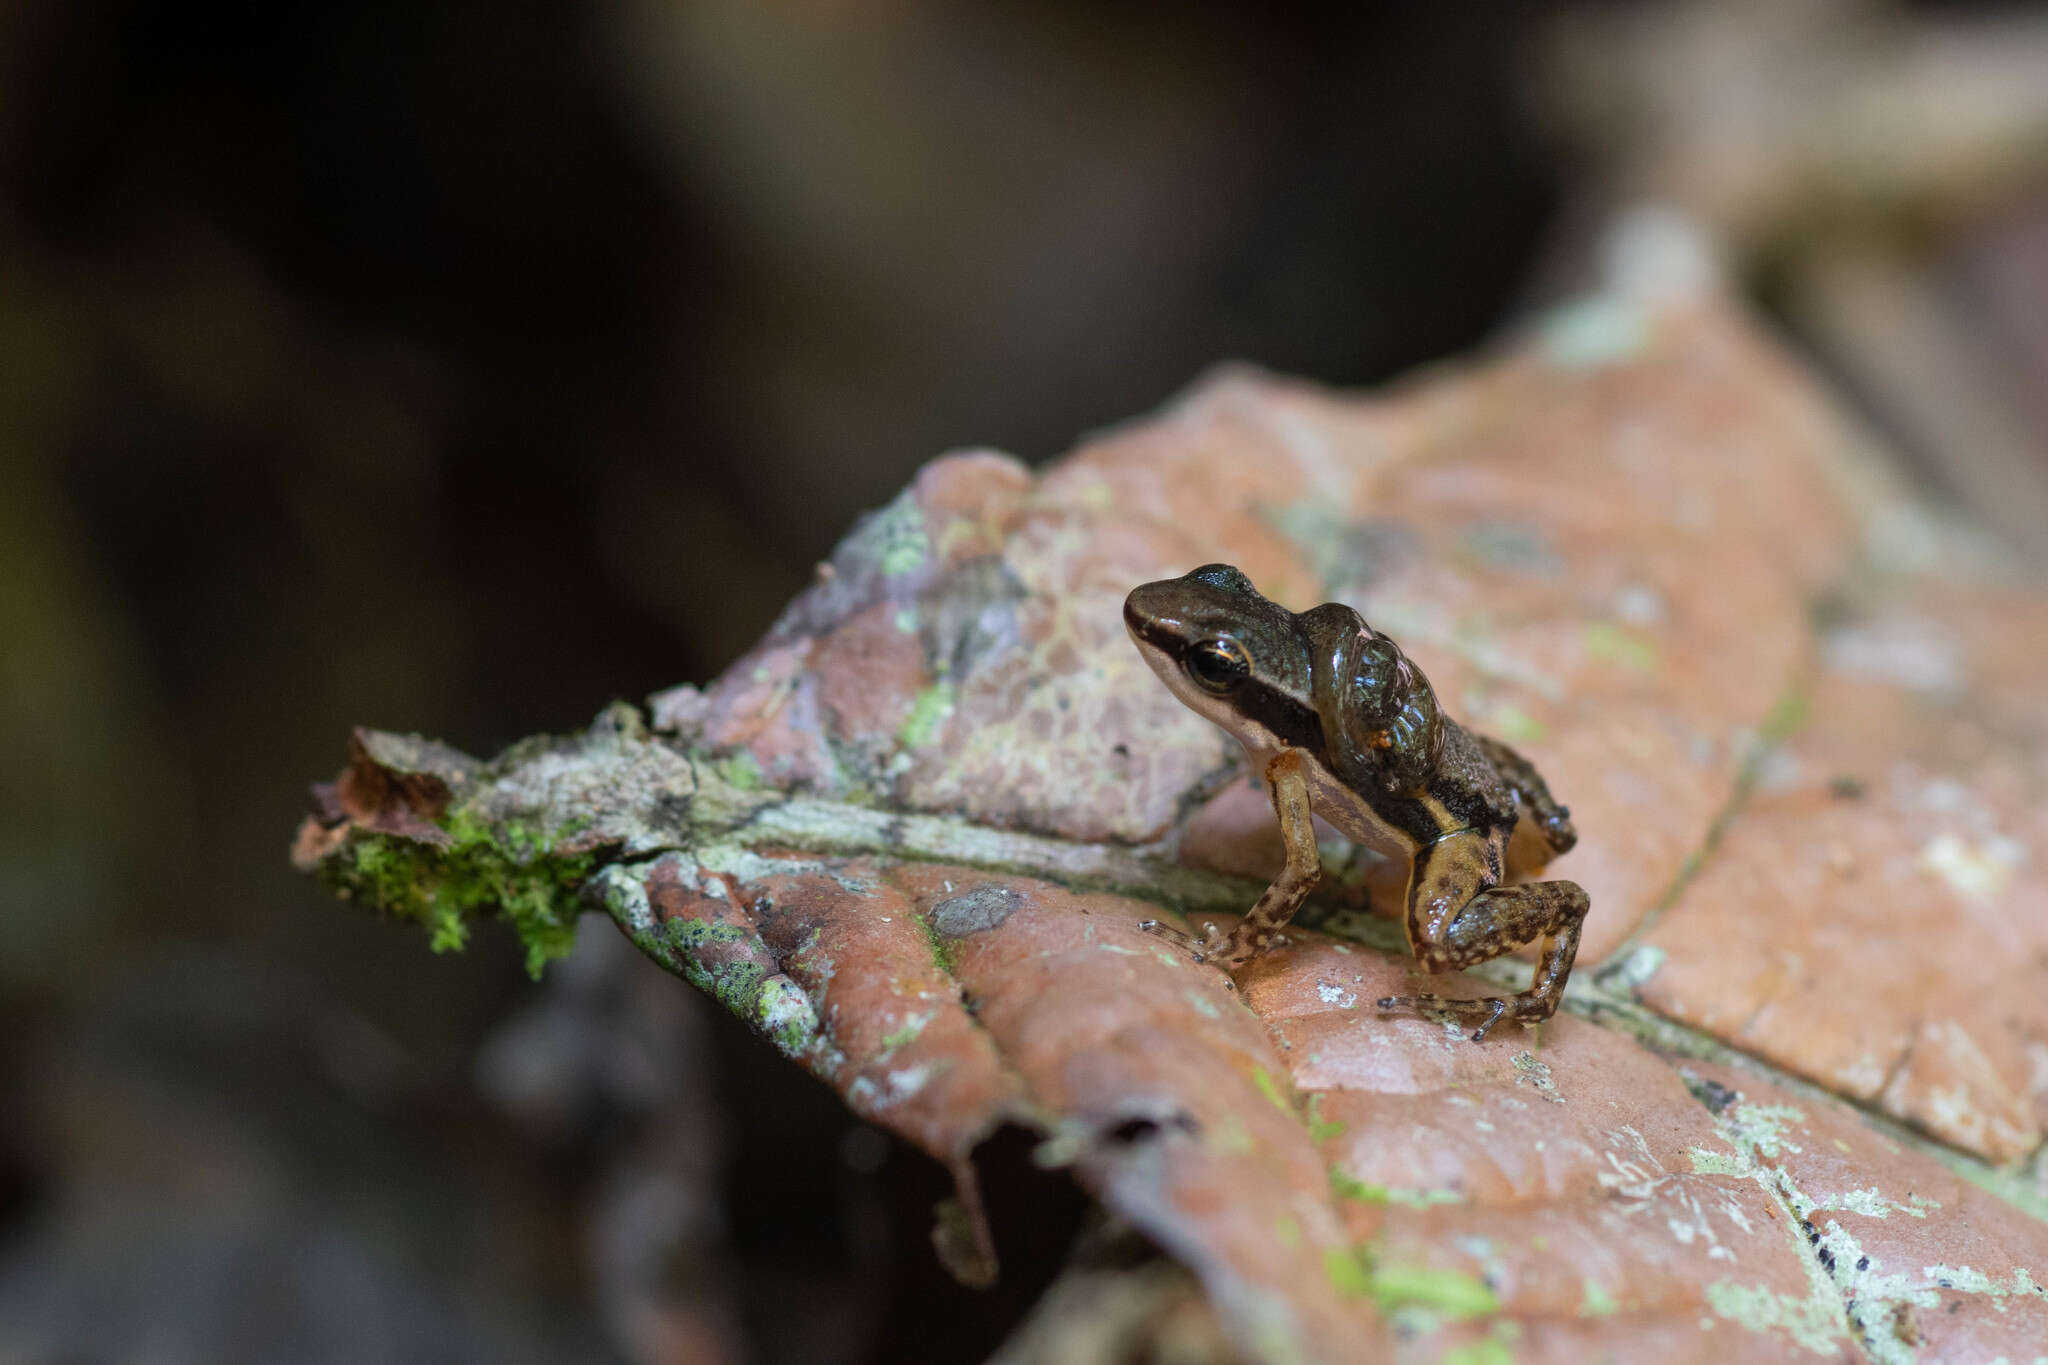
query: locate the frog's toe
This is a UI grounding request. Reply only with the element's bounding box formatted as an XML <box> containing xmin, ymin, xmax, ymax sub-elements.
<box><xmin>1376</xmin><ymin>991</ymin><xmax>1463</xmax><ymax>1012</ymax></box>
<box><xmin>1466</xmin><ymin>998</ymin><xmax>1510</xmax><ymax>1042</ymax></box>
<box><xmin>1378</xmin><ymin>992</ymin><xmax>1514</xmax><ymax>1042</ymax></box>
<box><xmin>1139</xmin><ymin>918</ymin><xmax>1223</xmax><ymax>963</ymax></box>
<box><xmin>1375</xmin><ymin>991</ymin><xmax>1455</xmax><ymax>1018</ymax></box>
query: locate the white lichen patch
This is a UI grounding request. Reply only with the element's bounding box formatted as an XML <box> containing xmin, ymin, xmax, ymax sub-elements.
<box><xmin>1595</xmin><ymin>1126</ymin><xmax>1748</xmax><ymax>1262</ymax></box>
<box><xmin>757</xmin><ymin>975</ymin><xmax>847</xmax><ymax>1079</ymax></box>
<box><xmin>844</xmin><ymin>1065</ymin><xmax>935</xmax><ymax>1112</ymax></box>
<box><xmin>1030</xmin><ymin>1120</ymin><xmax>1092</xmax><ymax>1170</ymax></box>
<box><xmin>1812</xmin><ymin>1187</ymin><xmax>1935</xmax><ymax>1219</ymax></box>
<box><xmin>1704</xmin><ymin>1280</ymin><xmax>1848</xmax><ymax>1358</ymax></box>
<box><xmin>472</xmin><ymin>722</ymin><xmax>702</xmax><ymax>855</ymax></box>
<box><xmin>592</xmin><ymin>861</ymin><xmax>658</xmax><ymax>937</ymax></box>
<box><xmin>867</xmin><ymin>488</ymin><xmax>932</xmax><ymax>578</ymax></box>
<box><xmin>1822</xmin><ymin>616</ymin><xmax>1964</xmax><ymax>694</ymax></box>
<box><xmin>1687</xmin><ymin>1094</ymin><xmax>2043</xmax><ymax>1364</ymax></box>
<box><xmin>1919</xmin><ymin>831</ymin><xmax>2025</xmax><ymax>900</ymax></box>
<box><xmin>1580</xmin><ymin>1279</ymin><xmax>1620</xmax><ymax>1316</ymax></box>
<box><xmin>1614</xmin><ymin>583</ymin><xmax>1666</xmax><ymax>626</ymax></box>
<box><xmin>884</xmin><ymin>1062</ymin><xmax>935</xmax><ymax>1103</ymax></box>
<box><xmin>1729</xmin><ymin>1103</ymin><xmax>1806</xmax><ymax>1161</ymax></box>
<box><xmin>1836</xmin><ymin>1053</ymin><xmax>1890</xmax><ymax>1096</ymax></box>
<box><xmin>1316</xmin><ymin>980</ymin><xmax>1359</xmax><ymax>1009</ymax></box>
<box><xmin>1540</xmin><ymin>294</ymin><xmax>1654</xmax><ymax>370</ymax></box>
<box><xmin>1598</xmin><ymin>944</ymin><xmax>1667</xmax><ymax>991</ymax></box>
<box><xmin>1512</xmin><ymin>1051</ymin><xmax>1564</xmax><ymax>1105</ymax></box>
<box><xmin>876</xmin><ymin>1008</ymin><xmax>934</xmax><ymax>1056</ymax></box>
<box><xmin>1921</xmin><ymin>1264</ymin><xmax>2044</xmax><ymax>1299</ymax></box>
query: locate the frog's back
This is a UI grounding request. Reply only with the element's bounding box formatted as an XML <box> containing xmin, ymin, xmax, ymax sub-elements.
<box><xmin>1297</xmin><ymin>601</ymin><xmax>1520</xmax><ymax>840</ymax></box>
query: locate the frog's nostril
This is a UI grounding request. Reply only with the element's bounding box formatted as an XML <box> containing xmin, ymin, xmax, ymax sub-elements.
<box><xmin>1123</xmin><ymin>582</ymin><xmax>1186</xmax><ymax>651</ymax></box>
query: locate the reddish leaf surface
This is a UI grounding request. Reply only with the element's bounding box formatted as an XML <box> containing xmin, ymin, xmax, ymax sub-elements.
<box><xmin>298</xmin><ymin>290</ymin><xmax>2048</xmax><ymax>1362</ymax></box>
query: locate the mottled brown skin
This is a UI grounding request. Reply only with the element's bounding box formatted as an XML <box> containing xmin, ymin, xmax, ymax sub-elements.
<box><xmin>1124</xmin><ymin>563</ymin><xmax>1586</xmax><ymax>1041</ymax></box>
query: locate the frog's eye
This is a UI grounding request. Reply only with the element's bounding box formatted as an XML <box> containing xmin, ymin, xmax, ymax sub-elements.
<box><xmin>1185</xmin><ymin>637</ymin><xmax>1251</xmax><ymax>693</ymax></box>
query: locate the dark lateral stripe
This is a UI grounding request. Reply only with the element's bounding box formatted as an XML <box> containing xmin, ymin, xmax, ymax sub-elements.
<box><xmin>1237</xmin><ymin>685</ymin><xmax>1326</xmax><ymax>756</ymax></box>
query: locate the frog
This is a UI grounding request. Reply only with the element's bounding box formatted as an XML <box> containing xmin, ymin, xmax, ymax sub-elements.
<box><xmin>1123</xmin><ymin>563</ymin><xmax>1586</xmax><ymax>1041</ymax></box>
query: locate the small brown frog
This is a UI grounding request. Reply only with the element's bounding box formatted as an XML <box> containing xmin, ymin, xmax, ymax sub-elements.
<box><xmin>1124</xmin><ymin>563</ymin><xmax>1586</xmax><ymax>1040</ymax></box>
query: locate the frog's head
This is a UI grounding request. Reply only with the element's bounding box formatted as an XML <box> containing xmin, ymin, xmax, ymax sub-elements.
<box><xmin>1123</xmin><ymin>564</ymin><xmax>1324</xmax><ymax>755</ymax></box>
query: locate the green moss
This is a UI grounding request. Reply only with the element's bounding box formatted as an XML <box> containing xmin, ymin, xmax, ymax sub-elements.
<box><xmin>879</xmin><ymin>1010</ymin><xmax>932</xmax><ymax>1051</ymax></box>
<box><xmin>1330</xmin><ymin>1169</ymin><xmax>1463</xmax><ymax>1208</ymax></box>
<box><xmin>755</xmin><ymin>976</ymin><xmax>824</xmax><ymax>1058</ymax></box>
<box><xmin>1757</xmin><ymin>682</ymin><xmax>1812</xmax><ymax>745</ymax></box>
<box><xmin>1368</xmin><ymin>1261</ymin><xmax>1500</xmax><ymax>1319</ymax></box>
<box><xmin>898</xmin><ymin>682</ymin><xmax>955</xmax><ymax>751</ymax></box>
<box><xmin>1205</xmin><ymin>1115</ymin><xmax>1255</xmax><ymax>1157</ymax></box>
<box><xmin>1323</xmin><ymin>1247</ymin><xmax>1377</xmax><ymax>1299</ymax></box>
<box><xmin>1582</xmin><ymin>622</ymin><xmax>1659</xmax><ymax>673</ymax></box>
<box><xmin>713</xmin><ymin>750</ymin><xmax>765</xmax><ymax>791</ymax></box>
<box><xmin>1330</xmin><ymin>1169</ymin><xmax>1385</xmax><ymax>1204</ymax></box>
<box><xmin>913</xmin><ymin>907</ymin><xmax>957</xmax><ymax>976</ymax></box>
<box><xmin>324</xmin><ymin>807</ymin><xmax>598</xmax><ymax>979</ymax></box>
<box><xmin>1324</xmin><ymin>1247</ymin><xmax>1499</xmax><ymax>1321</ymax></box>
<box><xmin>1485</xmin><ymin>704</ymin><xmax>1547</xmax><ymax>744</ymax></box>
<box><xmin>874</xmin><ymin>499</ymin><xmax>931</xmax><ymax>577</ymax></box>
<box><xmin>1305</xmin><ymin>1093</ymin><xmax>1345</xmax><ymax>1142</ymax></box>
<box><xmin>1252</xmin><ymin>1065</ymin><xmax>1292</xmax><ymax>1116</ymax></box>
<box><xmin>1438</xmin><ymin>1339</ymin><xmax>1513</xmax><ymax>1365</ymax></box>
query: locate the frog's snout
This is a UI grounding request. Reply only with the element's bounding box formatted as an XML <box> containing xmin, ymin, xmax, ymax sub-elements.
<box><xmin>1122</xmin><ymin>582</ymin><xmax>1176</xmax><ymax>649</ymax></box>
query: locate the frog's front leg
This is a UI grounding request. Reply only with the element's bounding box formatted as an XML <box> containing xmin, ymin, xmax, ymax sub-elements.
<box><xmin>1376</xmin><ymin>832</ymin><xmax>1588</xmax><ymax>1041</ymax></box>
<box><xmin>1471</xmin><ymin>734</ymin><xmax>1577</xmax><ymax>855</ymax></box>
<box><xmin>1143</xmin><ymin>748</ymin><xmax>1321</xmax><ymax>971</ymax></box>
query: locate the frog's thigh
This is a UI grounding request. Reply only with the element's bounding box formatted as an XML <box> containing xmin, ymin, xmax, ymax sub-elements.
<box><xmin>1442</xmin><ymin>880</ymin><xmax>1588</xmax><ymax>971</ymax></box>
<box><xmin>1400</xmin><ymin>832</ymin><xmax>1495</xmax><ymax>973</ymax></box>
<box><xmin>1389</xmin><ymin>851</ymin><xmax>1590</xmax><ymax>1038</ymax></box>
<box><xmin>1402</xmin><ymin>835</ymin><xmax>1585</xmax><ymax>973</ymax></box>
<box><xmin>1206</xmin><ymin>748</ymin><xmax>1321</xmax><ymax>970</ymax></box>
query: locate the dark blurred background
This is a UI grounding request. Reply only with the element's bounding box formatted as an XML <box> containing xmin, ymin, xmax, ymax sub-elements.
<box><xmin>5</xmin><ymin>2</ymin><xmax>2047</xmax><ymax>1362</ymax></box>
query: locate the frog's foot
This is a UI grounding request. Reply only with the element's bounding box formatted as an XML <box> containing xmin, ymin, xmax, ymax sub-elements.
<box><xmin>1375</xmin><ymin>990</ymin><xmax>1558</xmax><ymax>1043</ymax></box>
<box><xmin>1139</xmin><ymin>917</ymin><xmax>1231</xmax><ymax>966</ymax></box>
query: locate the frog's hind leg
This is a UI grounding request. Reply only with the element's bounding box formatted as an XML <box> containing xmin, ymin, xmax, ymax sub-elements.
<box><xmin>1471</xmin><ymin>734</ymin><xmax>1577</xmax><ymax>856</ymax></box>
<box><xmin>1377</xmin><ymin>836</ymin><xmax>1588</xmax><ymax>1041</ymax></box>
<box><xmin>1142</xmin><ymin>748</ymin><xmax>1321</xmax><ymax>971</ymax></box>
